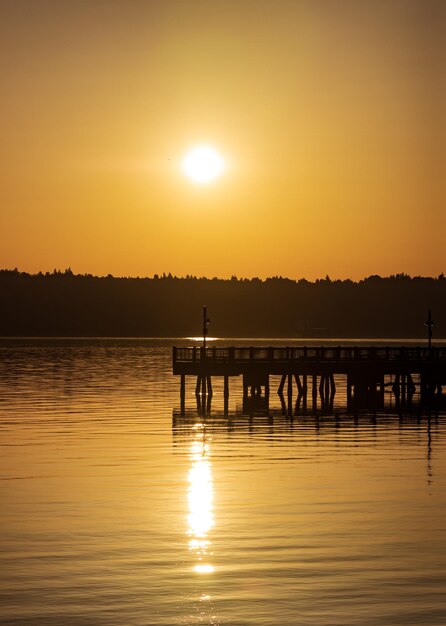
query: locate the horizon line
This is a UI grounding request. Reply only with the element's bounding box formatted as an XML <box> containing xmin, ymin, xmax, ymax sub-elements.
<box><xmin>1</xmin><ymin>268</ymin><xmax>445</xmax><ymax>283</ymax></box>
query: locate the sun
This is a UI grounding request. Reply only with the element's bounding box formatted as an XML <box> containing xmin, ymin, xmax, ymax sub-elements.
<box><xmin>181</xmin><ymin>145</ymin><xmax>225</xmax><ymax>184</ymax></box>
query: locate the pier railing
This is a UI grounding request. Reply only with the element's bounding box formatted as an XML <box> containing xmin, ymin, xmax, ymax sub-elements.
<box><xmin>173</xmin><ymin>346</ymin><xmax>446</xmax><ymax>364</ymax></box>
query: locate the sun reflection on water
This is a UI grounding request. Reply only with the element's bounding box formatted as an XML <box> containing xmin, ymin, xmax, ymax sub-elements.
<box><xmin>187</xmin><ymin>336</ymin><xmax>220</xmax><ymax>342</ymax></box>
<box><xmin>187</xmin><ymin>424</ymin><xmax>214</xmax><ymax>575</ymax></box>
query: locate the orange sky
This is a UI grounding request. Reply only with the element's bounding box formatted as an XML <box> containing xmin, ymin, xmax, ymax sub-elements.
<box><xmin>0</xmin><ymin>0</ymin><xmax>444</xmax><ymax>280</ymax></box>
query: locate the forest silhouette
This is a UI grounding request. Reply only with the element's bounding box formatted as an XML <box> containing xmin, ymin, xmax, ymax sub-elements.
<box><xmin>1</xmin><ymin>269</ymin><xmax>445</xmax><ymax>338</ymax></box>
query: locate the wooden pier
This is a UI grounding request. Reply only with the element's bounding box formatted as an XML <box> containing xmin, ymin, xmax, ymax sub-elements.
<box><xmin>173</xmin><ymin>345</ymin><xmax>446</xmax><ymax>415</ymax></box>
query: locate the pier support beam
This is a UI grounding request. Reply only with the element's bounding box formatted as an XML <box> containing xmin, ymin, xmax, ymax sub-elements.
<box><xmin>196</xmin><ymin>375</ymin><xmax>212</xmax><ymax>400</ymax></box>
<box><xmin>224</xmin><ymin>375</ymin><xmax>229</xmax><ymax>415</ymax></box>
<box><xmin>180</xmin><ymin>374</ymin><xmax>186</xmax><ymax>415</ymax></box>
<box><xmin>287</xmin><ymin>373</ymin><xmax>293</xmax><ymax>416</ymax></box>
<box><xmin>392</xmin><ymin>374</ymin><xmax>401</xmax><ymax>398</ymax></box>
<box><xmin>325</xmin><ymin>375</ymin><xmax>330</xmax><ymax>400</ymax></box>
<box><xmin>315</xmin><ymin>374</ymin><xmax>335</xmax><ymax>414</ymax></box>
<box><xmin>312</xmin><ymin>374</ymin><xmax>318</xmax><ymax>411</ymax></box>
<box><xmin>278</xmin><ymin>374</ymin><xmax>286</xmax><ymax>396</ymax></box>
<box><xmin>277</xmin><ymin>372</ymin><xmax>338</xmax><ymax>416</ymax></box>
<box><xmin>302</xmin><ymin>374</ymin><xmax>308</xmax><ymax>412</ymax></box>
<box><xmin>401</xmin><ymin>374</ymin><xmax>407</xmax><ymax>403</ymax></box>
<box><xmin>243</xmin><ymin>373</ymin><xmax>269</xmax><ymax>398</ymax></box>
<box><xmin>294</xmin><ymin>374</ymin><xmax>303</xmax><ymax>395</ymax></box>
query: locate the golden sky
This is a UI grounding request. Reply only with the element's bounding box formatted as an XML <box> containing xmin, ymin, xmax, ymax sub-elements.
<box><xmin>0</xmin><ymin>0</ymin><xmax>444</xmax><ymax>280</ymax></box>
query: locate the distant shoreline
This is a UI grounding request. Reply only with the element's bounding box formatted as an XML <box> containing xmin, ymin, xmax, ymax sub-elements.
<box><xmin>2</xmin><ymin>270</ymin><xmax>445</xmax><ymax>338</ymax></box>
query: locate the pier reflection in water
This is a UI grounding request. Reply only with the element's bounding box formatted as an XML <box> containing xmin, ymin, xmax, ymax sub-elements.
<box><xmin>187</xmin><ymin>371</ymin><xmax>445</xmax><ymax>420</ymax></box>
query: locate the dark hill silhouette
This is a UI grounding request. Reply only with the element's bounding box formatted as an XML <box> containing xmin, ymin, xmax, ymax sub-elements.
<box><xmin>0</xmin><ymin>269</ymin><xmax>445</xmax><ymax>338</ymax></box>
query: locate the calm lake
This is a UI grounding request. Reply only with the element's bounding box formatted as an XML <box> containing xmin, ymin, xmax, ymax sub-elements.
<box><xmin>1</xmin><ymin>338</ymin><xmax>446</xmax><ymax>626</ymax></box>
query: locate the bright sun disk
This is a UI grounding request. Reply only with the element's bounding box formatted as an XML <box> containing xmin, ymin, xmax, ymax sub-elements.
<box><xmin>182</xmin><ymin>146</ymin><xmax>225</xmax><ymax>184</ymax></box>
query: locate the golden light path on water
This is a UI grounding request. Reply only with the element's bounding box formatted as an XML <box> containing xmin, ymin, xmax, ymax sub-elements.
<box><xmin>187</xmin><ymin>424</ymin><xmax>215</xmax><ymax>576</ymax></box>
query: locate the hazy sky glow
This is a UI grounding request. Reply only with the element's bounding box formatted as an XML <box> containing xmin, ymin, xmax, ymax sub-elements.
<box><xmin>0</xmin><ymin>0</ymin><xmax>444</xmax><ymax>279</ymax></box>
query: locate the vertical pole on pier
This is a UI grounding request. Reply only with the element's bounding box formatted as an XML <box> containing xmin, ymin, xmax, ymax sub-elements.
<box><xmin>203</xmin><ymin>305</ymin><xmax>210</xmax><ymax>349</ymax></box>
<box><xmin>180</xmin><ymin>375</ymin><xmax>186</xmax><ymax>415</ymax></box>
<box><xmin>224</xmin><ymin>375</ymin><xmax>229</xmax><ymax>415</ymax></box>
<box><xmin>202</xmin><ymin>306</ymin><xmax>208</xmax><ymax>397</ymax></box>
<box><xmin>425</xmin><ymin>309</ymin><xmax>434</xmax><ymax>351</ymax></box>
<box><xmin>207</xmin><ymin>376</ymin><xmax>213</xmax><ymax>398</ymax></box>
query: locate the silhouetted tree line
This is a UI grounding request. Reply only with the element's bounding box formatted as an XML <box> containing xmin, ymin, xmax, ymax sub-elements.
<box><xmin>1</xmin><ymin>268</ymin><xmax>445</xmax><ymax>338</ymax></box>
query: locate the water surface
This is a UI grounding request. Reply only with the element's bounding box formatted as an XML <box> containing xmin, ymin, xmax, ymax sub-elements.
<box><xmin>1</xmin><ymin>338</ymin><xmax>446</xmax><ymax>625</ymax></box>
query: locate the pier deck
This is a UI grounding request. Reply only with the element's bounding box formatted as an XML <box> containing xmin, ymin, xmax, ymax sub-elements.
<box><xmin>173</xmin><ymin>346</ymin><xmax>446</xmax><ymax>415</ymax></box>
<box><xmin>173</xmin><ymin>345</ymin><xmax>446</xmax><ymax>376</ymax></box>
